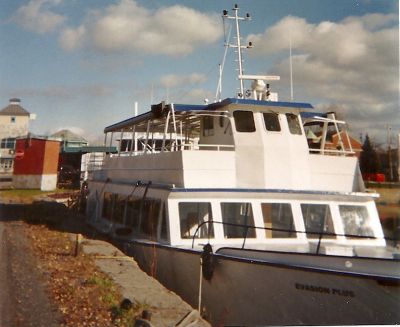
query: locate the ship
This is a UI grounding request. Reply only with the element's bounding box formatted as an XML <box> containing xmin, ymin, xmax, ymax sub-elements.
<box><xmin>86</xmin><ymin>4</ymin><xmax>400</xmax><ymax>325</ymax></box>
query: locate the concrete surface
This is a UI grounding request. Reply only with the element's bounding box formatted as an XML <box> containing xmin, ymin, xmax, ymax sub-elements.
<box><xmin>81</xmin><ymin>238</ymin><xmax>210</xmax><ymax>327</ymax></box>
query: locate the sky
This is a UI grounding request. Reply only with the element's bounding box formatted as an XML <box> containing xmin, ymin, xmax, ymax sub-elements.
<box><xmin>0</xmin><ymin>0</ymin><xmax>398</xmax><ymax>146</ymax></box>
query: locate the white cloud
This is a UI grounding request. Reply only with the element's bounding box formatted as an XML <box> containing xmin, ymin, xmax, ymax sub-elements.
<box><xmin>59</xmin><ymin>0</ymin><xmax>222</xmax><ymax>56</ymax></box>
<box><xmin>12</xmin><ymin>0</ymin><xmax>65</xmax><ymax>34</ymax></box>
<box><xmin>59</xmin><ymin>25</ymin><xmax>86</xmax><ymax>51</ymax></box>
<box><xmin>159</xmin><ymin>73</ymin><xmax>207</xmax><ymax>88</ymax></box>
<box><xmin>247</xmin><ymin>14</ymin><xmax>399</xmax><ymax>142</ymax></box>
<box><xmin>49</xmin><ymin>126</ymin><xmax>86</xmax><ymax>137</ymax></box>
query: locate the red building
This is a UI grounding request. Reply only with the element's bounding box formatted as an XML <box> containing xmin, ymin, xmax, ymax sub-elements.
<box><xmin>13</xmin><ymin>136</ymin><xmax>60</xmax><ymax>190</ymax></box>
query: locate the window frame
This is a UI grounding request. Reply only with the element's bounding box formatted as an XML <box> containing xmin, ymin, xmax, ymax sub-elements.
<box><xmin>263</xmin><ymin>112</ymin><xmax>281</xmax><ymax>132</ymax></box>
<box><xmin>286</xmin><ymin>113</ymin><xmax>303</xmax><ymax>135</ymax></box>
<box><xmin>233</xmin><ymin>110</ymin><xmax>256</xmax><ymax>133</ymax></box>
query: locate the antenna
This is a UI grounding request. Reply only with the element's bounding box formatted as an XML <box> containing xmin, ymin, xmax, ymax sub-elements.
<box><xmin>215</xmin><ymin>24</ymin><xmax>232</xmax><ymax>102</ymax></box>
<box><xmin>222</xmin><ymin>4</ymin><xmax>252</xmax><ymax>98</ymax></box>
<box><xmin>289</xmin><ymin>36</ymin><xmax>294</xmax><ymax>101</ymax></box>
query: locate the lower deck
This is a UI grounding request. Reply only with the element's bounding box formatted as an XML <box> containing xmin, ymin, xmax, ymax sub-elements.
<box><xmin>86</xmin><ymin>180</ymin><xmax>395</xmax><ymax>259</ymax></box>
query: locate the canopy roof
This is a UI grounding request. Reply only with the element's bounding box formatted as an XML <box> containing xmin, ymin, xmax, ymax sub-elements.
<box><xmin>104</xmin><ymin>98</ymin><xmax>314</xmax><ymax>134</ymax></box>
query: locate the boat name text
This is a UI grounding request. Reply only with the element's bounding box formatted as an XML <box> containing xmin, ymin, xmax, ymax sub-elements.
<box><xmin>295</xmin><ymin>283</ymin><xmax>355</xmax><ymax>297</ymax></box>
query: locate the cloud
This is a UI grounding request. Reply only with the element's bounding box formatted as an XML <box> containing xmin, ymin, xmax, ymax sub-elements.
<box><xmin>59</xmin><ymin>25</ymin><xmax>86</xmax><ymax>51</ymax></box>
<box><xmin>12</xmin><ymin>0</ymin><xmax>65</xmax><ymax>34</ymax></box>
<box><xmin>247</xmin><ymin>14</ymin><xmax>399</xmax><ymax>142</ymax></box>
<box><xmin>48</xmin><ymin>126</ymin><xmax>86</xmax><ymax>137</ymax></box>
<box><xmin>8</xmin><ymin>84</ymin><xmax>116</xmax><ymax>99</ymax></box>
<box><xmin>59</xmin><ymin>0</ymin><xmax>222</xmax><ymax>56</ymax></box>
<box><xmin>159</xmin><ymin>73</ymin><xmax>207</xmax><ymax>88</ymax></box>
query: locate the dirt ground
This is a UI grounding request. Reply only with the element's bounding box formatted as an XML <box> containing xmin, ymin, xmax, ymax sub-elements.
<box><xmin>0</xmin><ymin>195</ymin><xmax>209</xmax><ymax>327</ymax></box>
<box><xmin>0</xmin><ymin>221</ymin><xmax>61</xmax><ymax>327</ymax></box>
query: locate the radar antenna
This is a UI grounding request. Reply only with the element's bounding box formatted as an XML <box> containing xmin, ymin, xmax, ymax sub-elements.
<box><xmin>222</xmin><ymin>4</ymin><xmax>280</xmax><ymax>101</ymax></box>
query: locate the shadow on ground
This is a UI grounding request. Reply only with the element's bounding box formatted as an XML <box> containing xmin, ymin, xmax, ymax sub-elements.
<box><xmin>0</xmin><ymin>201</ymin><xmax>104</xmax><ymax>241</ymax></box>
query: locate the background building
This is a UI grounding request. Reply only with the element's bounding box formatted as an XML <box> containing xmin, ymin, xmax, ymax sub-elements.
<box><xmin>0</xmin><ymin>98</ymin><xmax>35</xmax><ymax>175</ymax></box>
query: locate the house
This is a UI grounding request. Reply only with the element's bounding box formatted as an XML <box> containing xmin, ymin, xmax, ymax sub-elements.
<box><xmin>326</xmin><ymin>131</ymin><xmax>363</xmax><ymax>159</ymax></box>
<box><xmin>0</xmin><ymin>98</ymin><xmax>35</xmax><ymax>175</ymax></box>
<box><xmin>51</xmin><ymin>129</ymin><xmax>116</xmax><ymax>187</ymax></box>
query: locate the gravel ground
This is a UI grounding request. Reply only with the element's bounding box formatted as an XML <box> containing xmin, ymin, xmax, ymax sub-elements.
<box><xmin>0</xmin><ymin>221</ymin><xmax>61</xmax><ymax>327</ymax></box>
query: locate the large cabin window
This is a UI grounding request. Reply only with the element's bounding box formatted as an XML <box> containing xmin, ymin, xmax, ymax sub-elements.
<box><xmin>203</xmin><ymin>116</ymin><xmax>214</xmax><ymax>136</ymax></box>
<box><xmin>102</xmin><ymin>192</ymin><xmax>114</xmax><ymax>220</ymax></box>
<box><xmin>125</xmin><ymin>197</ymin><xmax>141</xmax><ymax>228</ymax></box>
<box><xmin>286</xmin><ymin>113</ymin><xmax>302</xmax><ymax>135</ymax></box>
<box><xmin>263</xmin><ymin>113</ymin><xmax>281</xmax><ymax>132</ymax></box>
<box><xmin>262</xmin><ymin>203</ymin><xmax>296</xmax><ymax>238</ymax></box>
<box><xmin>339</xmin><ymin>205</ymin><xmax>374</xmax><ymax>238</ymax></box>
<box><xmin>139</xmin><ymin>198</ymin><xmax>161</xmax><ymax>239</ymax></box>
<box><xmin>301</xmin><ymin>204</ymin><xmax>335</xmax><ymax>238</ymax></box>
<box><xmin>159</xmin><ymin>203</ymin><xmax>168</xmax><ymax>240</ymax></box>
<box><xmin>113</xmin><ymin>195</ymin><xmax>126</xmax><ymax>224</ymax></box>
<box><xmin>233</xmin><ymin>111</ymin><xmax>256</xmax><ymax>132</ymax></box>
<box><xmin>179</xmin><ymin>202</ymin><xmax>214</xmax><ymax>239</ymax></box>
<box><xmin>221</xmin><ymin>202</ymin><xmax>256</xmax><ymax>239</ymax></box>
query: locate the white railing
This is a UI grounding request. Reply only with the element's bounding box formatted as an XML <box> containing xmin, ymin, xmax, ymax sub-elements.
<box><xmin>308</xmin><ymin>148</ymin><xmax>356</xmax><ymax>156</ymax></box>
<box><xmin>110</xmin><ymin>143</ymin><xmax>235</xmax><ymax>157</ymax></box>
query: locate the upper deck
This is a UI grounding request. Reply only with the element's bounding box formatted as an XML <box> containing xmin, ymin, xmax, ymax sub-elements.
<box><xmin>96</xmin><ymin>98</ymin><xmax>364</xmax><ymax>193</ymax></box>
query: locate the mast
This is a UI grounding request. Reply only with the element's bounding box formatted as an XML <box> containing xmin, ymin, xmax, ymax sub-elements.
<box><xmin>222</xmin><ymin>4</ymin><xmax>252</xmax><ymax>99</ymax></box>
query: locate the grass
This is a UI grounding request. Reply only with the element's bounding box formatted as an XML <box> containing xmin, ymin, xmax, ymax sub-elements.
<box><xmin>85</xmin><ymin>272</ymin><xmax>147</xmax><ymax>326</ymax></box>
<box><xmin>0</xmin><ymin>188</ymin><xmax>71</xmax><ymax>200</ymax></box>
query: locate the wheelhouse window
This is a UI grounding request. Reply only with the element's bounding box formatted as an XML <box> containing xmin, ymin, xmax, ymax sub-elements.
<box><xmin>262</xmin><ymin>203</ymin><xmax>296</xmax><ymax>238</ymax></box>
<box><xmin>339</xmin><ymin>205</ymin><xmax>374</xmax><ymax>238</ymax></box>
<box><xmin>179</xmin><ymin>202</ymin><xmax>214</xmax><ymax>239</ymax></box>
<box><xmin>301</xmin><ymin>204</ymin><xmax>335</xmax><ymax>238</ymax></box>
<box><xmin>263</xmin><ymin>113</ymin><xmax>281</xmax><ymax>132</ymax></box>
<box><xmin>233</xmin><ymin>111</ymin><xmax>256</xmax><ymax>132</ymax></box>
<box><xmin>286</xmin><ymin>113</ymin><xmax>302</xmax><ymax>135</ymax></box>
<box><xmin>203</xmin><ymin>116</ymin><xmax>214</xmax><ymax>136</ymax></box>
<box><xmin>221</xmin><ymin>202</ymin><xmax>256</xmax><ymax>239</ymax></box>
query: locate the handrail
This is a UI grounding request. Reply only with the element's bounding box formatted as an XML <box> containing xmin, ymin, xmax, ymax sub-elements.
<box><xmin>308</xmin><ymin>148</ymin><xmax>355</xmax><ymax>156</ymax></box>
<box><xmin>110</xmin><ymin>143</ymin><xmax>235</xmax><ymax>157</ymax></box>
<box><xmin>190</xmin><ymin>220</ymin><xmax>397</xmax><ymax>253</ymax></box>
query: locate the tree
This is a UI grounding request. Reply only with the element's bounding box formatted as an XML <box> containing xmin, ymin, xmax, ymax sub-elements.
<box><xmin>360</xmin><ymin>134</ymin><xmax>381</xmax><ymax>174</ymax></box>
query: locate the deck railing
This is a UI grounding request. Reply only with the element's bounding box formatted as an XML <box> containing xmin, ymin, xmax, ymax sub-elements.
<box><xmin>111</xmin><ymin>143</ymin><xmax>235</xmax><ymax>157</ymax></box>
<box><xmin>191</xmin><ymin>220</ymin><xmax>398</xmax><ymax>254</ymax></box>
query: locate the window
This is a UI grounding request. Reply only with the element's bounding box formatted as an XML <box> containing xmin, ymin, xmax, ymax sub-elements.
<box><xmin>263</xmin><ymin>113</ymin><xmax>281</xmax><ymax>132</ymax></box>
<box><xmin>179</xmin><ymin>202</ymin><xmax>214</xmax><ymax>239</ymax></box>
<box><xmin>113</xmin><ymin>194</ymin><xmax>126</xmax><ymax>224</ymax></box>
<box><xmin>10</xmin><ymin>117</ymin><xmax>16</xmax><ymax>123</ymax></box>
<box><xmin>125</xmin><ymin>197</ymin><xmax>141</xmax><ymax>228</ymax></box>
<box><xmin>233</xmin><ymin>111</ymin><xmax>256</xmax><ymax>132</ymax></box>
<box><xmin>159</xmin><ymin>203</ymin><xmax>168</xmax><ymax>240</ymax></box>
<box><xmin>262</xmin><ymin>203</ymin><xmax>295</xmax><ymax>238</ymax></box>
<box><xmin>301</xmin><ymin>204</ymin><xmax>335</xmax><ymax>238</ymax></box>
<box><xmin>139</xmin><ymin>198</ymin><xmax>161</xmax><ymax>238</ymax></box>
<box><xmin>221</xmin><ymin>202</ymin><xmax>256</xmax><ymax>239</ymax></box>
<box><xmin>203</xmin><ymin>116</ymin><xmax>214</xmax><ymax>136</ymax></box>
<box><xmin>0</xmin><ymin>138</ymin><xmax>16</xmax><ymax>149</ymax></box>
<box><xmin>286</xmin><ymin>113</ymin><xmax>302</xmax><ymax>135</ymax></box>
<box><xmin>339</xmin><ymin>205</ymin><xmax>374</xmax><ymax>238</ymax></box>
<box><xmin>102</xmin><ymin>192</ymin><xmax>114</xmax><ymax>220</ymax></box>
<box><xmin>0</xmin><ymin>159</ymin><xmax>13</xmax><ymax>169</ymax></box>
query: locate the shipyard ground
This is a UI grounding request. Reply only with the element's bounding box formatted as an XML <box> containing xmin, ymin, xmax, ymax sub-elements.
<box><xmin>0</xmin><ymin>196</ymin><xmax>209</xmax><ymax>327</ymax></box>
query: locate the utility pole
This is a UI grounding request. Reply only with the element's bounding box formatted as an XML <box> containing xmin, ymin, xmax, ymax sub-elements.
<box><xmin>387</xmin><ymin>124</ymin><xmax>393</xmax><ymax>181</ymax></box>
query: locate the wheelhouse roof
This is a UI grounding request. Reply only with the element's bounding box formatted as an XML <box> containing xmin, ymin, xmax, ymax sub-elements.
<box><xmin>104</xmin><ymin>98</ymin><xmax>314</xmax><ymax>133</ymax></box>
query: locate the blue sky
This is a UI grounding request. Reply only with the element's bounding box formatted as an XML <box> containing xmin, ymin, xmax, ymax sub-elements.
<box><xmin>0</xmin><ymin>0</ymin><xmax>398</xmax><ymax>145</ymax></box>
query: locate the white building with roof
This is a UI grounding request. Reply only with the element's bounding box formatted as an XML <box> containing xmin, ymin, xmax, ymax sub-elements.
<box><xmin>0</xmin><ymin>98</ymin><xmax>35</xmax><ymax>174</ymax></box>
